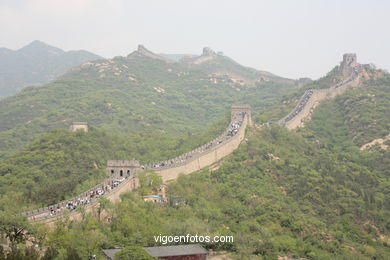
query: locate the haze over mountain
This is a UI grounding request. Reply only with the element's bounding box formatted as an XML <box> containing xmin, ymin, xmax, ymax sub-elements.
<box><xmin>0</xmin><ymin>44</ymin><xmax>301</xmax><ymax>159</ymax></box>
<box><xmin>0</xmin><ymin>40</ymin><xmax>102</xmax><ymax>98</ymax></box>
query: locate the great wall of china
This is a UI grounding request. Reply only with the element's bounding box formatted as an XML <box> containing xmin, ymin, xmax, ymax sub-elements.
<box><xmin>20</xmin><ymin>53</ymin><xmax>370</xmax><ymax>224</ymax></box>
<box><xmin>278</xmin><ymin>53</ymin><xmax>365</xmax><ymax>129</ymax></box>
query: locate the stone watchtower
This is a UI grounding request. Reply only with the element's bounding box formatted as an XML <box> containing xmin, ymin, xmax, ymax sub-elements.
<box><xmin>107</xmin><ymin>159</ymin><xmax>140</xmax><ymax>179</ymax></box>
<box><xmin>231</xmin><ymin>105</ymin><xmax>252</xmax><ymax>125</ymax></box>
<box><xmin>69</xmin><ymin>122</ymin><xmax>88</xmax><ymax>132</ymax></box>
<box><xmin>340</xmin><ymin>53</ymin><xmax>357</xmax><ymax>77</ymax></box>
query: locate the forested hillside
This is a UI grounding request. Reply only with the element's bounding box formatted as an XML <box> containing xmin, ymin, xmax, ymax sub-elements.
<box><xmin>0</xmin><ymin>115</ymin><xmax>228</xmax><ymax>212</ymax></box>
<box><xmin>302</xmin><ymin>75</ymin><xmax>390</xmax><ymax>149</ymax></box>
<box><xmin>0</xmin><ymin>46</ymin><xmax>298</xmax><ymax>159</ymax></box>
<box><xmin>0</xmin><ymin>40</ymin><xmax>102</xmax><ymax>98</ymax></box>
<box><xmin>0</xmin><ymin>48</ymin><xmax>388</xmax><ymax>259</ymax></box>
<box><xmin>0</xmin><ymin>65</ymin><xmax>387</xmax><ymax>259</ymax></box>
<box><xmin>6</xmin><ymin>126</ymin><xmax>388</xmax><ymax>259</ymax></box>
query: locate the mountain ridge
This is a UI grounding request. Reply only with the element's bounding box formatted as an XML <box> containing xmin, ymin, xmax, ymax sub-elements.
<box><xmin>0</xmin><ymin>40</ymin><xmax>103</xmax><ymax>98</ymax></box>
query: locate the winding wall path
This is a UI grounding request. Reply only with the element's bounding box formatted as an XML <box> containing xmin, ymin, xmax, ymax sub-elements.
<box><xmin>22</xmin><ymin>107</ymin><xmax>251</xmax><ymax>224</ymax></box>
<box><xmin>279</xmin><ymin>67</ymin><xmax>360</xmax><ymax>130</ymax></box>
<box><xmin>22</xmin><ymin>59</ymin><xmax>364</xmax><ymax>224</ymax></box>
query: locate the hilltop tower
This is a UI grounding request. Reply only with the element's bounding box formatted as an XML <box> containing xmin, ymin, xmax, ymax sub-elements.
<box><xmin>202</xmin><ymin>47</ymin><xmax>217</xmax><ymax>56</ymax></box>
<box><xmin>231</xmin><ymin>105</ymin><xmax>252</xmax><ymax>126</ymax></box>
<box><xmin>340</xmin><ymin>53</ymin><xmax>357</xmax><ymax>77</ymax></box>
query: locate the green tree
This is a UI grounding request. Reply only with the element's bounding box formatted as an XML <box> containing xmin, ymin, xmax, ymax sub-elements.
<box><xmin>0</xmin><ymin>214</ymin><xmax>32</xmax><ymax>245</ymax></box>
<box><xmin>65</xmin><ymin>248</ymin><xmax>82</xmax><ymax>260</ymax></box>
<box><xmin>42</xmin><ymin>247</ymin><xmax>58</xmax><ymax>260</ymax></box>
<box><xmin>138</xmin><ymin>171</ymin><xmax>163</xmax><ymax>196</ymax></box>
<box><xmin>114</xmin><ymin>246</ymin><xmax>156</xmax><ymax>260</ymax></box>
<box><xmin>97</xmin><ymin>197</ymin><xmax>113</xmax><ymax>221</ymax></box>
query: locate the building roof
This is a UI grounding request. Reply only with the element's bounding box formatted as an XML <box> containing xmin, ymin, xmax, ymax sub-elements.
<box><xmin>107</xmin><ymin>159</ymin><xmax>140</xmax><ymax>167</ymax></box>
<box><xmin>102</xmin><ymin>249</ymin><xmax>122</xmax><ymax>260</ymax></box>
<box><xmin>144</xmin><ymin>244</ymin><xmax>207</xmax><ymax>257</ymax></box>
<box><xmin>71</xmin><ymin>122</ymin><xmax>88</xmax><ymax>125</ymax></box>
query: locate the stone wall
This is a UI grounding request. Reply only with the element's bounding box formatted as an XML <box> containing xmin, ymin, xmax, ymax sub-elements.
<box><xmin>155</xmin><ymin>115</ymin><xmax>248</xmax><ymax>182</ymax></box>
<box><xmin>284</xmin><ymin>71</ymin><xmax>361</xmax><ymax>130</ymax></box>
<box><xmin>36</xmin><ymin>176</ymin><xmax>139</xmax><ymax>226</ymax></box>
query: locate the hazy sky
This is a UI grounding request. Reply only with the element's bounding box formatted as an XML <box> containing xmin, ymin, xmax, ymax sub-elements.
<box><xmin>0</xmin><ymin>0</ymin><xmax>389</xmax><ymax>79</ymax></box>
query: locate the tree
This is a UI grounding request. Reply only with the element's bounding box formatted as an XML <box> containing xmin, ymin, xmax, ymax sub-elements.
<box><xmin>42</xmin><ymin>247</ymin><xmax>59</xmax><ymax>260</ymax></box>
<box><xmin>0</xmin><ymin>246</ymin><xmax>5</xmax><ymax>260</ymax></box>
<box><xmin>0</xmin><ymin>214</ymin><xmax>32</xmax><ymax>245</ymax></box>
<box><xmin>114</xmin><ymin>246</ymin><xmax>156</xmax><ymax>260</ymax></box>
<box><xmin>138</xmin><ymin>171</ymin><xmax>163</xmax><ymax>196</ymax></box>
<box><xmin>65</xmin><ymin>248</ymin><xmax>82</xmax><ymax>260</ymax></box>
<box><xmin>97</xmin><ymin>197</ymin><xmax>113</xmax><ymax>221</ymax></box>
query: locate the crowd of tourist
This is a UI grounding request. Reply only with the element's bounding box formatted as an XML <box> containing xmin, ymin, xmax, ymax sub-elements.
<box><xmin>283</xmin><ymin>68</ymin><xmax>359</xmax><ymax>123</ymax></box>
<box><xmin>334</xmin><ymin>68</ymin><xmax>359</xmax><ymax>88</ymax></box>
<box><xmin>147</xmin><ymin>112</ymin><xmax>246</xmax><ymax>170</ymax></box>
<box><xmin>27</xmin><ymin>177</ymin><xmax>127</xmax><ymax>220</ymax></box>
<box><xmin>284</xmin><ymin>89</ymin><xmax>314</xmax><ymax>122</ymax></box>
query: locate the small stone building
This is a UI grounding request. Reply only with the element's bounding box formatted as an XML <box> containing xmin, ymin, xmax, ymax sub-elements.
<box><xmin>69</xmin><ymin>122</ymin><xmax>88</xmax><ymax>132</ymax></box>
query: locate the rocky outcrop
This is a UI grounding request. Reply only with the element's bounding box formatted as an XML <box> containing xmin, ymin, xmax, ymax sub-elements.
<box><xmin>360</xmin><ymin>134</ymin><xmax>390</xmax><ymax>151</ymax></box>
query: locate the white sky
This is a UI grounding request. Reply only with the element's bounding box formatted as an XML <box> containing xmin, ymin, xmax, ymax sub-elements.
<box><xmin>0</xmin><ymin>0</ymin><xmax>389</xmax><ymax>79</ymax></box>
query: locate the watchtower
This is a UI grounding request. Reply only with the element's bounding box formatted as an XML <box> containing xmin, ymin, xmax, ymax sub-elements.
<box><xmin>231</xmin><ymin>104</ymin><xmax>252</xmax><ymax>125</ymax></box>
<box><xmin>107</xmin><ymin>159</ymin><xmax>140</xmax><ymax>179</ymax></box>
<box><xmin>69</xmin><ymin>122</ymin><xmax>88</xmax><ymax>132</ymax></box>
<box><xmin>340</xmin><ymin>53</ymin><xmax>357</xmax><ymax>77</ymax></box>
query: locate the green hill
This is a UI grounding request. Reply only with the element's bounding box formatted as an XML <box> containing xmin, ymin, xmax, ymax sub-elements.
<box><xmin>0</xmin><ymin>40</ymin><xmax>102</xmax><ymax>99</ymax></box>
<box><xmin>0</xmin><ymin>115</ymin><xmax>228</xmax><ymax>212</ymax></box>
<box><xmin>52</xmin><ymin>72</ymin><xmax>386</xmax><ymax>259</ymax></box>
<box><xmin>17</xmin><ymin>123</ymin><xmax>388</xmax><ymax>259</ymax></box>
<box><xmin>0</xmin><ymin>55</ymin><xmax>388</xmax><ymax>259</ymax></box>
<box><xmin>149</xmin><ymin>126</ymin><xmax>389</xmax><ymax>259</ymax></box>
<box><xmin>0</xmin><ymin>45</ymin><xmax>298</xmax><ymax>159</ymax></box>
<box><xmin>301</xmin><ymin>75</ymin><xmax>390</xmax><ymax>149</ymax></box>
<box><xmin>78</xmin><ymin>65</ymin><xmax>388</xmax><ymax>259</ymax></box>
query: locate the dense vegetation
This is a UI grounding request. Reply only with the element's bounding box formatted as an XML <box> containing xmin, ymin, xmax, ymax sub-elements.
<box><xmin>2</xmin><ymin>125</ymin><xmax>388</xmax><ymax>259</ymax></box>
<box><xmin>0</xmin><ymin>50</ymin><xmax>298</xmax><ymax>159</ymax></box>
<box><xmin>0</xmin><ymin>50</ymin><xmax>388</xmax><ymax>259</ymax></box>
<box><xmin>0</xmin><ymin>115</ymin><xmax>228</xmax><ymax>212</ymax></box>
<box><xmin>0</xmin><ymin>40</ymin><xmax>101</xmax><ymax>99</ymax></box>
